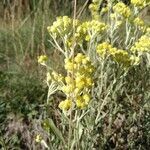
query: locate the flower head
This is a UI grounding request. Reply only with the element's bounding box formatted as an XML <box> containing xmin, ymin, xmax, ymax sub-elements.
<box><xmin>131</xmin><ymin>35</ymin><xmax>150</xmax><ymax>52</ymax></box>
<box><xmin>35</xmin><ymin>134</ymin><xmax>42</xmax><ymax>143</ymax></box>
<box><xmin>58</xmin><ymin>99</ymin><xmax>72</xmax><ymax>111</ymax></box>
<box><xmin>131</xmin><ymin>0</ymin><xmax>147</xmax><ymax>7</ymax></box>
<box><xmin>38</xmin><ymin>55</ymin><xmax>48</xmax><ymax>64</ymax></box>
<box><xmin>113</xmin><ymin>2</ymin><xmax>131</xmax><ymax>18</ymax></box>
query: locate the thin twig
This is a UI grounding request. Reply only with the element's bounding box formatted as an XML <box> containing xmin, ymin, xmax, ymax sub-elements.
<box><xmin>77</xmin><ymin>0</ymin><xmax>89</xmax><ymax>19</ymax></box>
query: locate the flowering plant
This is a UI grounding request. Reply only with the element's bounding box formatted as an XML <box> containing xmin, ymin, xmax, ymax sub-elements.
<box><xmin>37</xmin><ymin>0</ymin><xmax>150</xmax><ymax>149</ymax></box>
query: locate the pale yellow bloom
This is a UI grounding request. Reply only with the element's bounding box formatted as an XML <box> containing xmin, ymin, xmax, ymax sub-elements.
<box><xmin>131</xmin><ymin>35</ymin><xmax>150</xmax><ymax>52</ymax></box>
<box><xmin>65</xmin><ymin>76</ymin><xmax>73</xmax><ymax>84</ymax></box>
<box><xmin>35</xmin><ymin>134</ymin><xmax>42</xmax><ymax>143</ymax></box>
<box><xmin>113</xmin><ymin>2</ymin><xmax>131</xmax><ymax>18</ymax></box>
<box><xmin>76</xmin><ymin>96</ymin><xmax>86</xmax><ymax>109</ymax></box>
<box><xmin>131</xmin><ymin>0</ymin><xmax>146</xmax><ymax>7</ymax></box>
<box><xmin>83</xmin><ymin>93</ymin><xmax>91</xmax><ymax>104</ymax></box>
<box><xmin>51</xmin><ymin>71</ymin><xmax>64</xmax><ymax>82</ymax></box>
<box><xmin>59</xmin><ymin>99</ymin><xmax>72</xmax><ymax>110</ymax></box>
<box><xmin>74</xmin><ymin>53</ymin><xmax>85</xmax><ymax>63</ymax></box>
<box><xmin>134</xmin><ymin>17</ymin><xmax>144</xmax><ymax>26</ymax></box>
<box><xmin>38</xmin><ymin>55</ymin><xmax>48</xmax><ymax>64</ymax></box>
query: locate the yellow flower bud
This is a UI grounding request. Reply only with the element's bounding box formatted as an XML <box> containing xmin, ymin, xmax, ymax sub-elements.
<box><xmin>86</xmin><ymin>77</ymin><xmax>93</xmax><ymax>87</ymax></box>
<box><xmin>59</xmin><ymin>99</ymin><xmax>72</xmax><ymax>110</ymax></box>
<box><xmin>83</xmin><ymin>93</ymin><xmax>91</xmax><ymax>104</ymax></box>
<box><xmin>76</xmin><ymin>96</ymin><xmax>85</xmax><ymax>109</ymax></box>
<box><xmin>134</xmin><ymin>17</ymin><xmax>144</xmax><ymax>26</ymax></box>
<box><xmin>74</xmin><ymin>88</ymin><xmax>81</xmax><ymax>95</ymax></box>
<box><xmin>76</xmin><ymin>80</ymin><xmax>85</xmax><ymax>90</ymax></box>
<box><xmin>113</xmin><ymin>2</ymin><xmax>131</xmax><ymax>18</ymax></box>
<box><xmin>85</xmin><ymin>35</ymin><xmax>90</xmax><ymax>41</ymax></box>
<box><xmin>75</xmin><ymin>75</ymin><xmax>84</xmax><ymax>83</ymax></box>
<box><xmin>38</xmin><ymin>55</ymin><xmax>48</xmax><ymax>64</ymax></box>
<box><xmin>62</xmin><ymin>85</ymin><xmax>74</xmax><ymax>94</ymax></box>
<box><xmin>74</xmin><ymin>53</ymin><xmax>85</xmax><ymax>63</ymax></box>
<box><xmin>131</xmin><ymin>0</ymin><xmax>146</xmax><ymax>7</ymax></box>
<box><xmin>65</xmin><ymin>61</ymin><xmax>75</xmax><ymax>71</ymax></box>
<box><xmin>65</xmin><ymin>76</ymin><xmax>73</xmax><ymax>84</ymax></box>
<box><xmin>82</xmin><ymin>57</ymin><xmax>90</xmax><ymax>65</ymax></box>
<box><xmin>130</xmin><ymin>56</ymin><xmax>140</xmax><ymax>65</ymax></box>
<box><xmin>35</xmin><ymin>134</ymin><xmax>42</xmax><ymax>143</ymax></box>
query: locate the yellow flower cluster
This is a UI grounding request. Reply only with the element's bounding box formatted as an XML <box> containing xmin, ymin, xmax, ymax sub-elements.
<box><xmin>46</xmin><ymin>71</ymin><xmax>64</xmax><ymax>83</ymax></box>
<box><xmin>59</xmin><ymin>53</ymin><xmax>94</xmax><ymax>110</ymax></box>
<box><xmin>96</xmin><ymin>42</ymin><xmax>116</xmax><ymax>58</ymax></box>
<box><xmin>97</xmin><ymin>42</ymin><xmax>140</xmax><ymax>67</ymax></box>
<box><xmin>134</xmin><ymin>17</ymin><xmax>144</xmax><ymax>26</ymax></box>
<box><xmin>38</xmin><ymin>55</ymin><xmax>48</xmax><ymax>64</ymax></box>
<box><xmin>146</xmin><ymin>27</ymin><xmax>150</xmax><ymax>33</ymax></box>
<box><xmin>89</xmin><ymin>0</ymin><xmax>99</xmax><ymax>20</ymax></box>
<box><xmin>131</xmin><ymin>35</ymin><xmax>150</xmax><ymax>52</ymax></box>
<box><xmin>51</xmin><ymin>71</ymin><xmax>64</xmax><ymax>82</ymax></box>
<box><xmin>47</xmin><ymin>16</ymin><xmax>77</xmax><ymax>36</ymax></box>
<box><xmin>133</xmin><ymin>17</ymin><xmax>146</xmax><ymax>31</ymax></box>
<box><xmin>35</xmin><ymin>134</ymin><xmax>42</xmax><ymax>143</ymax></box>
<box><xmin>131</xmin><ymin>0</ymin><xmax>146</xmax><ymax>7</ymax></box>
<box><xmin>113</xmin><ymin>2</ymin><xmax>131</xmax><ymax>18</ymax></box>
<box><xmin>59</xmin><ymin>99</ymin><xmax>72</xmax><ymax>111</ymax></box>
<box><xmin>101</xmin><ymin>7</ymin><xmax>108</xmax><ymax>14</ymax></box>
<box><xmin>75</xmin><ymin>20</ymin><xmax>107</xmax><ymax>42</ymax></box>
<box><xmin>112</xmin><ymin>49</ymin><xmax>132</xmax><ymax>66</ymax></box>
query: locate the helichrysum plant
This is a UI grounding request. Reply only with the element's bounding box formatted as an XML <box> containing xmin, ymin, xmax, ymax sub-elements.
<box><xmin>38</xmin><ymin>0</ymin><xmax>150</xmax><ymax>149</ymax></box>
<box><xmin>59</xmin><ymin>53</ymin><xmax>94</xmax><ymax>110</ymax></box>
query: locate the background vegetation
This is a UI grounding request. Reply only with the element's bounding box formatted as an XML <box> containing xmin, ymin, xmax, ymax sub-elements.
<box><xmin>0</xmin><ymin>0</ymin><xmax>89</xmax><ymax>149</ymax></box>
